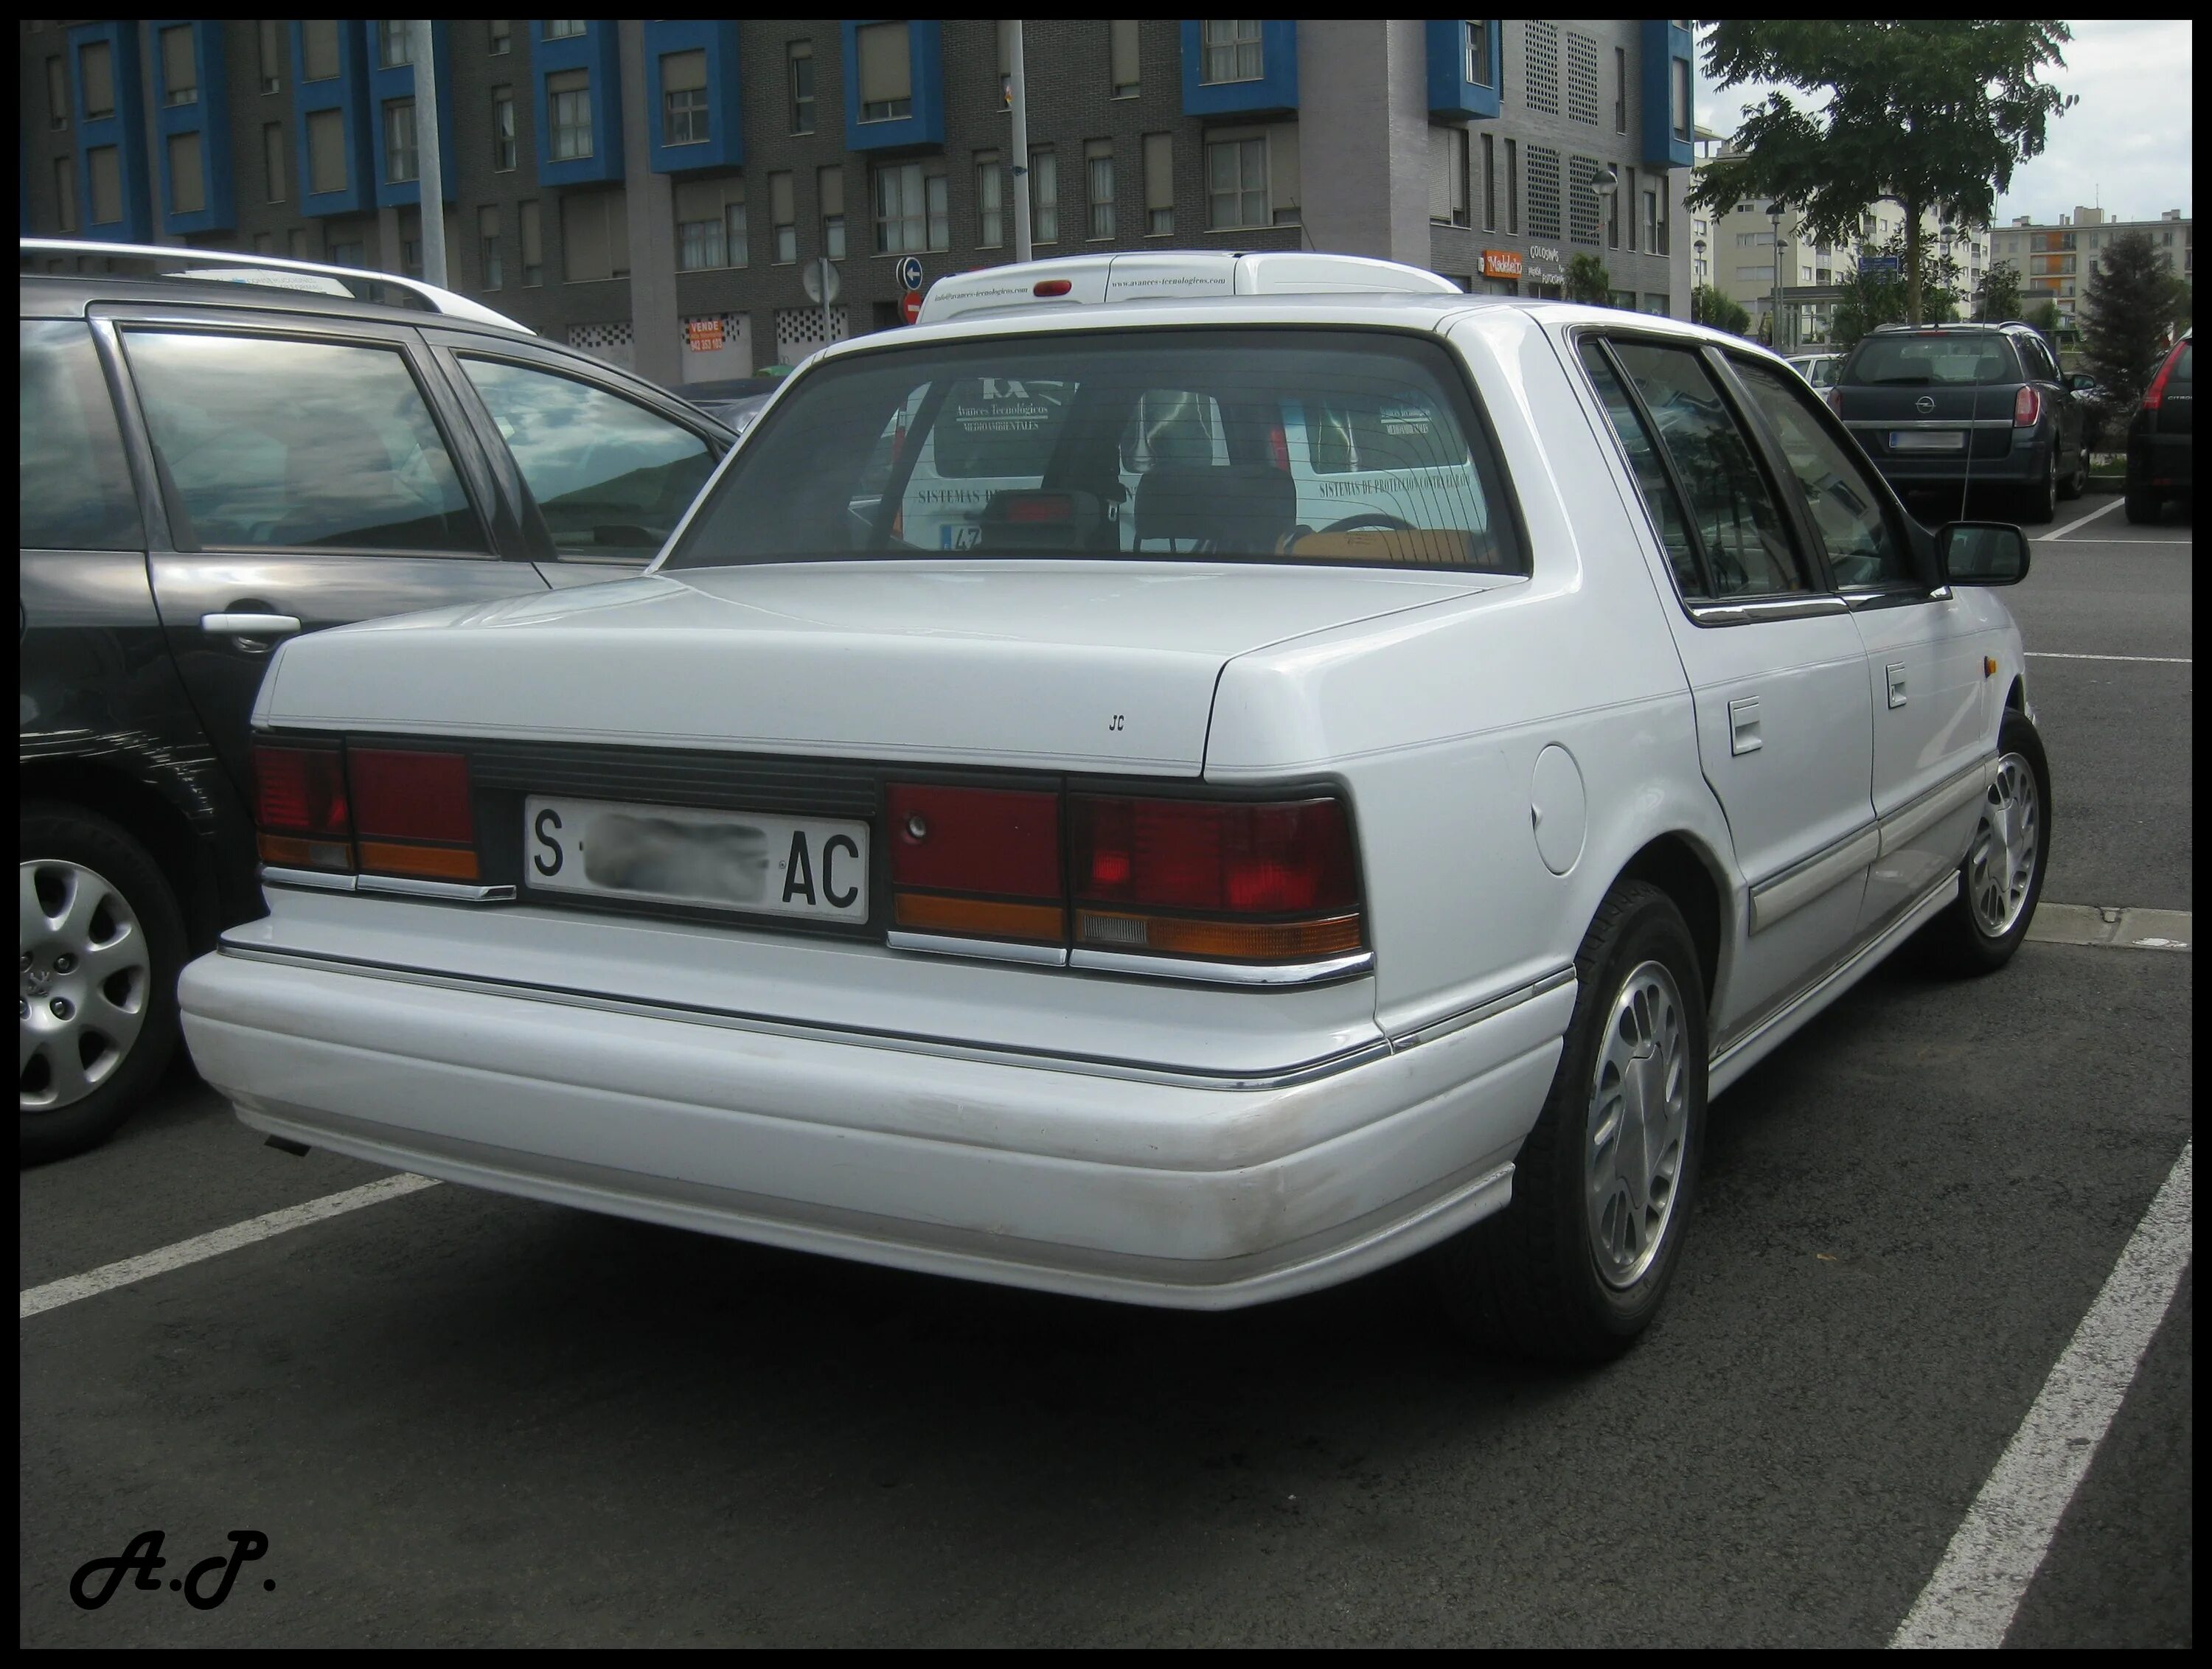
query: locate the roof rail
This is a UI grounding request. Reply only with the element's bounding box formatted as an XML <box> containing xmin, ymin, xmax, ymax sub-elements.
<box><xmin>19</xmin><ymin>237</ymin><xmax>532</xmax><ymax>334</ymax></box>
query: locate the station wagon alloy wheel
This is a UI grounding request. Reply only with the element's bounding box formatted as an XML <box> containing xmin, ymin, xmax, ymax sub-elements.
<box><xmin>1967</xmin><ymin>752</ymin><xmax>2041</xmax><ymax>939</ymax></box>
<box><xmin>19</xmin><ymin>860</ymin><xmax>152</xmax><ymax>1112</ymax></box>
<box><xmin>1585</xmin><ymin>959</ymin><xmax>1691</xmax><ymax>1289</ymax></box>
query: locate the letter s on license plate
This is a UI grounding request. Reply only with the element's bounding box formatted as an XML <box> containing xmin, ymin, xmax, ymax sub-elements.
<box><xmin>523</xmin><ymin>795</ymin><xmax>869</xmax><ymax>921</ymax></box>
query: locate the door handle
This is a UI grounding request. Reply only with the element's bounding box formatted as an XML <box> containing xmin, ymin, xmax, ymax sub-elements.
<box><xmin>1726</xmin><ymin>695</ymin><xmax>1762</xmax><ymax>756</ymax></box>
<box><xmin>1886</xmin><ymin>661</ymin><xmax>1908</xmax><ymax>709</ymax></box>
<box><xmin>202</xmin><ymin>612</ymin><xmax>303</xmax><ymax>638</ymax></box>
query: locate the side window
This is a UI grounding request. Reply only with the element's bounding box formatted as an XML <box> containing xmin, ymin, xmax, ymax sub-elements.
<box><xmin>125</xmin><ymin>331</ymin><xmax>483</xmax><ymax>554</ymax></box>
<box><xmin>21</xmin><ymin>321</ymin><xmax>144</xmax><ymax>551</ymax></box>
<box><xmin>1730</xmin><ymin>358</ymin><xmax>1915</xmax><ymax>588</ymax></box>
<box><xmin>459</xmin><ymin>358</ymin><xmax>715</xmax><ymax>559</ymax></box>
<box><xmin>2015</xmin><ymin>334</ymin><xmax>2056</xmax><ymax>384</ymax></box>
<box><xmin>1578</xmin><ymin>338</ymin><xmax>1705</xmax><ymax>599</ymax></box>
<box><xmin>1608</xmin><ymin>341</ymin><xmax>1809</xmax><ymax>599</ymax></box>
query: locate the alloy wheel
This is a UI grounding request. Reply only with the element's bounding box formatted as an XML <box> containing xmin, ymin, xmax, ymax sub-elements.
<box><xmin>1966</xmin><ymin>752</ymin><xmax>2041</xmax><ymax>939</ymax></box>
<box><xmin>19</xmin><ymin>860</ymin><xmax>153</xmax><ymax>1112</ymax></box>
<box><xmin>1584</xmin><ymin>959</ymin><xmax>1691</xmax><ymax>1288</ymax></box>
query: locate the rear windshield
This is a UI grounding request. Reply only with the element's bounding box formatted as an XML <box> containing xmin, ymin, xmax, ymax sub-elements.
<box><xmin>660</xmin><ymin>327</ymin><xmax>1523</xmax><ymax>573</ymax></box>
<box><xmin>2169</xmin><ymin>342</ymin><xmax>2193</xmax><ymax>383</ymax></box>
<box><xmin>1845</xmin><ymin>332</ymin><xmax>2023</xmax><ymax>386</ymax></box>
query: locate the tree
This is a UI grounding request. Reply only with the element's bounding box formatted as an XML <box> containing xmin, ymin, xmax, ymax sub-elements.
<box><xmin>1688</xmin><ymin>22</ymin><xmax>2076</xmax><ymax>325</ymax></box>
<box><xmin>1691</xmin><ymin>283</ymin><xmax>1750</xmax><ymax>335</ymax></box>
<box><xmin>1565</xmin><ymin>253</ymin><xmax>1613</xmax><ymax>305</ymax></box>
<box><xmin>2081</xmin><ymin>230</ymin><xmax>2191</xmax><ymax>417</ymax></box>
<box><xmin>2023</xmin><ymin>299</ymin><xmax>2061</xmax><ymax>355</ymax></box>
<box><xmin>1976</xmin><ymin>259</ymin><xmax>2025</xmax><ymax>322</ymax></box>
<box><xmin>1829</xmin><ymin>230</ymin><xmax>1963</xmax><ymax>346</ymax></box>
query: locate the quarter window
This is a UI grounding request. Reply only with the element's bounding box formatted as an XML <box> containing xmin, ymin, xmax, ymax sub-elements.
<box><xmin>1729</xmin><ymin>358</ymin><xmax>1913</xmax><ymax>588</ymax></box>
<box><xmin>20</xmin><ymin>321</ymin><xmax>144</xmax><ymax>551</ymax></box>
<box><xmin>1578</xmin><ymin>340</ymin><xmax>1704</xmax><ymax>597</ymax></box>
<box><xmin>125</xmin><ymin>331</ymin><xmax>481</xmax><ymax>554</ymax></box>
<box><xmin>457</xmin><ymin>358</ymin><xmax>714</xmax><ymax>560</ymax></box>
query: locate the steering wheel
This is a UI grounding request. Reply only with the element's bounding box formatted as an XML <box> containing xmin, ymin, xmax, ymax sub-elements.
<box><xmin>1320</xmin><ymin>512</ymin><xmax>1416</xmax><ymax>534</ymax></box>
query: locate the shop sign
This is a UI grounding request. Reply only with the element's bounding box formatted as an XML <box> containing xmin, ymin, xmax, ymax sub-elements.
<box><xmin>1481</xmin><ymin>249</ymin><xmax>1523</xmax><ymax>279</ymax></box>
<box><xmin>684</xmin><ymin>317</ymin><xmax>725</xmax><ymax>352</ymax></box>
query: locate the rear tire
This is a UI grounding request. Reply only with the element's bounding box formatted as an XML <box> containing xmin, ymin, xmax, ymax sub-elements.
<box><xmin>19</xmin><ymin>803</ymin><xmax>186</xmax><ymax>1165</ymax></box>
<box><xmin>2059</xmin><ymin>446</ymin><xmax>2088</xmax><ymax>501</ymax></box>
<box><xmin>1910</xmin><ymin>710</ymin><xmax>2051</xmax><ymax>978</ymax></box>
<box><xmin>2018</xmin><ymin>450</ymin><xmax>2058</xmax><ymax>523</ymax></box>
<box><xmin>2123</xmin><ymin>484</ymin><xmax>2161</xmax><ymax>525</ymax></box>
<box><xmin>1430</xmin><ymin>882</ymin><xmax>1709</xmax><ymax>1363</ymax></box>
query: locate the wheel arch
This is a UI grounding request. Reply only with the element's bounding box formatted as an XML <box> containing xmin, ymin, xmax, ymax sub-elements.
<box><xmin>18</xmin><ymin>756</ymin><xmax>225</xmax><ymax>952</ymax></box>
<box><xmin>1612</xmin><ymin>832</ymin><xmax>1727</xmax><ymax>1010</ymax></box>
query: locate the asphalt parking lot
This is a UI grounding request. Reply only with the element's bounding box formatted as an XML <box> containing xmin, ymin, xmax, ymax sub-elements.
<box><xmin>20</xmin><ymin>492</ymin><xmax>2191</xmax><ymax>1647</ymax></box>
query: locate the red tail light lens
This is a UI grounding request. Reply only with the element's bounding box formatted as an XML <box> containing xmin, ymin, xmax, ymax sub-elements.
<box><xmin>1825</xmin><ymin>386</ymin><xmax>1845</xmax><ymax>416</ymax></box>
<box><xmin>2143</xmin><ymin>347</ymin><xmax>2177</xmax><ymax>411</ymax></box>
<box><xmin>349</xmin><ymin>749</ymin><xmax>474</xmax><ymax>844</ymax></box>
<box><xmin>887</xmin><ymin>784</ymin><xmax>1063</xmax><ymax>942</ymax></box>
<box><xmin>1033</xmin><ymin>279</ymin><xmax>1073</xmax><ymax>297</ymax></box>
<box><xmin>1070</xmin><ymin>795</ymin><xmax>1357</xmax><ymax>915</ymax></box>
<box><xmin>2013</xmin><ymin>384</ymin><xmax>2042</xmax><ymax>427</ymax></box>
<box><xmin>252</xmin><ymin>743</ymin><xmax>352</xmax><ymax>871</ymax></box>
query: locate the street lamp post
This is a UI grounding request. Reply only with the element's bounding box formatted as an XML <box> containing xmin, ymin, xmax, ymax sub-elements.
<box><xmin>1586</xmin><ymin>166</ymin><xmax>1619</xmax><ymax>302</ymax></box>
<box><xmin>1767</xmin><ymin>201</ymin><xmax>1786</xmax><ymax>349</ymax></box>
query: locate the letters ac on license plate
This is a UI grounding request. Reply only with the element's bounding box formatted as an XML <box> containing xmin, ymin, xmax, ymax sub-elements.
<box><xmin>523</xmin><ymin>795</ymin><xmax>869</xmax><ymax>922</ymax></box>
<box><xmin>1891</xmin><ymin>430</ymin><xmax>1966</xmax><ymax>451</ymax></box>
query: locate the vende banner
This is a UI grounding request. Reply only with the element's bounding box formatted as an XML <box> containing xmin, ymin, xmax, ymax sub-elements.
<box><xmin>685</xmin><ymin>318</ymin><xmax>725</xmax><ymax>352</ymax></box>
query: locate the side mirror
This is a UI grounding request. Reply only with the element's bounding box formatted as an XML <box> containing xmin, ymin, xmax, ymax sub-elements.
<box><xmin>1937</xmin><ymin>521</ymin><xmax>2031</xmax><ymax>588</ymax></box>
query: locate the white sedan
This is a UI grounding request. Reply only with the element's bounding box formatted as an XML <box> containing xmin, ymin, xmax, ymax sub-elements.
<box><xmin>180</xmin><ymin>251</ymin><xmax>2051</xmax><ymax>1362</ymax></box>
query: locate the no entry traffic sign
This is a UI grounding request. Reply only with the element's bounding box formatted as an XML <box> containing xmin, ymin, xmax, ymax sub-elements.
<box><xmin>901</xmin><ymin>290</ymin><xmax>924</xmax><ymax>324</ymax></box>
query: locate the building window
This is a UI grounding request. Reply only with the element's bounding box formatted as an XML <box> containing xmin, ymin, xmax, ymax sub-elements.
<box><xmin>54</xmin><ymin>156</ymin><xmax>77</xmax><ymax>234</ymax></box>
<box><xmin>263</xmin><ymin>122</ymin><xmax>286</xmax><ymax>203</ymax></box>
<box><xmin>662</xmin><ymin>49</ymin><xmax>708</xmax><ymax>145</ymax></box>
<box><xmin>378</xmin><ymin>21</ymin><xmax>411</xmax><ymax>69</ymax></box>
<box><xmin>1607</xmin><ymin>178</ymin><xmax>1621</xmax><ymax>249</ymax></box>
<box><xmin>329</xmin><ymin>237</ymin><xmax>366</xmax><ymax>268</ymax></box>
<box><xmin>544</xmin><ymin>21</ymin><xmax>587</xmax><ymax>41</ymax></box>
<box><xmin>856</xmin><ymin>23</ymin><xmax>913</xmax><ymax>122</ymax></box>
<box><xmin>400</xmin><ymin>209</ymin><xmax>424</xmax><ymax>277</ymax></box>
<box><xmin>1200</xmin><ymin>19</ymin><xmax>1262</xmax><ymax>85</ymax></box>
<box><xmin>549</xmin><ymin>69</ymin><xmax>593</xmax><ymax>161</ymax></box>
<box><xmin>975</xmin><ymin>150</ymin><xmax>1004</xmax><ymax>247</ymax></box>
<box><xmin>493</xmin><ymin>86</ymin><xmax>518</xmax><ymax>171</ymax></box>
<box><xmin>1672</xmin><ymin>58</ymin><xmax>1692</xmax><ymax>142</ymax></box>
<box><xmin>288</xmin><ymin>227</ymin><xmax>309</xmax><ymax>259</ymax></box>
<box><xmin>384</xmin><ymin>100</ymin><xmax>419</xmax><ymax>184</ymax></box>
<box><xmin>1506</xmin><ymin>137</ymin><xmax>1519</xmax><ymax>234</ymax></box>
<box><xmin>820</xmin><ymin>166</ymin><xmax>846</xmax><ymax>259</ymax></box>
<box><xmin>480</xmin><ymin>205</ymin><xmax>504</xmax><ymax>289</ymax></box>
<box><xmin>675</xmin><ymin>177</ymin><xmax>738</xmax><ymax>270</ymax></box>
<box><xmin>1207</xmin><ymin>137</ymin><xmax>1267</xmax><ymax>230</ymax></box>
<box><xmin>874</xmin><ymin>162</ymin><xmax>947</xmax><ymax>254</ymax></box>
<box><xmin>81</xmin><ymin>41</ymin><xmax>116</xmax><ymax>120</ymax></box>
<box><xmin>307</xmin><ymin>108</ymin><xmax>347</xmax><ymax>195</ymax></box>
<box><xmin>1031</xmin><ymin>147</ymin><xmax>1058</xmax><ymax>243</ymax></box>
<box><xmin>1086</xmin><ymin>142</ymin><xmax>1116</xmax><ymax>240</ymax></box>
<box><xmin>1481</xmin><ymin>131</ymin><xmax>1495</xmax><ymax>231</ymax></box>
<box><xmin>254</xmin><ymin>232</ymin><xmax>274</xmax><ymax>254</ymax></box>
<box><xmin>257</xmin><ymin>20</ymin><xmax>284</xmax><ymax>93</ymax></box>
<box><xmin>88</xmin><ymin>146</ymin><xmax>122</xmax><ymax>226</ymax></box>
<box><xmin>1143</xmin><ymin>133</ymin><xmax>1173</xmax><ymax>236</ymax></box>
<box><xmin>726</xmin><ymin>200</ymin><xmax>749</xmax><ymax>268</ymax></box>
<box><xmin>521</xmin><ymin>199</ymin><xmax>543</xmax><ymax>284</ymax></box>
<box><xmin>562</xmin><ymin>189</ymin><xmax>631</xmax><ymax>282</ymax></box>
<box><xmin>788</xmin><ymin>43</ymin><xmax>815</xmax><ymax>135</ymax></box>
<box><xmin>489</xmin><ymin>20</ymin><xmax>511</xmax><ymax>56</ymax></box>
<box><xmin>1110</xmin><ymin>20</ymin><xmax>1140</xmax><ymax>98</ymax></box>
<box><xmin>771</xmin><ymin>170</ymin><xmax>796</xmax><ymax>262</ymax></box>
<box><xmin>1430</xmin><ymin>127</ymin><xmax>1469</xmax><ymax>227</ymax></box>
<box><xmin>302</xmin><ymin>20</ymin><xmax>341</xmax><ymax>83</ymax></box>
<box><xmin>1615</xmin><ymin>45</ymin><xmax>1627</xmax><ymax>133</ymax></box>
<box><xmin>161</xmin><ymin>25</ymin><xmax>198</xmax><ymax>105</ymax></box>
<box><xmin>1466</xmin><ymin>21</ymin><xmax>1491</xmax><ymax>87</ymax></box>
<box><xmin>47</xmin><ymin>56</ymin><xmax>69</xmax><ymax>130</ymax></box>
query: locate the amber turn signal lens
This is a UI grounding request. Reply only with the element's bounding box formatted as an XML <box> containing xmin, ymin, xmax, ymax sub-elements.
<box><xmin>894</xmin><ymin>893</ymin><xmax>1064</xmax><ymax>942</ymax></box>
<box><xmin>1075</xmin><ymin>910</ymin><xmax>1364</xmax><ymax>961</ymax></box>
<box><xmin>355</xmin><ymin>840</ymin><xmax>481</xmax><ymax>881</ymax></box>
<box><xmin>257</xmin><ymin>833</ymin><xmax>352</xmax><ymax>871</ymax></box>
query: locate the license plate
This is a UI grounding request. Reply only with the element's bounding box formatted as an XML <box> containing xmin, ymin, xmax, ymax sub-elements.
<box><xmin>524</xmin><ymin>795</ymin><xmax>869</xmax><ymax>922</ymax></box>
<box><xmin>1891</xmin><ymin>430</ymin><xmax>1966</xmax><ymax>452</ymax></box>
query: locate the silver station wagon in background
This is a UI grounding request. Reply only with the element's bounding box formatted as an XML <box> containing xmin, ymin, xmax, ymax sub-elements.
<box><xmin>181</xmin><ymin>251</ymin><xmax>2051</xmax><ymax>1362</ymax></box>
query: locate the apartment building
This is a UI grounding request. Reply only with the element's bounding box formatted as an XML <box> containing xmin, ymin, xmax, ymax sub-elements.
<box><xmin>1989</xmin><ymin>206</ymin><xmax>2193</xmax><ymax>328</ymax></box>
<box><xmin>19</xmin><ymin>18</ymin><xmax>1697</xmax><ymax>386</ymax></box>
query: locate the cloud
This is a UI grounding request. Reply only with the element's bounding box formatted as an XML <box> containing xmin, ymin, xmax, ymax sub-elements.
<box><xmin>1694</xmin><ymin>21</ymin><xmax>2194</xmax><ymax>229</ymax></box>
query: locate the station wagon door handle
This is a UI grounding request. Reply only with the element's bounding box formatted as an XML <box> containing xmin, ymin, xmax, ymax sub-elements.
<box><xmin>1886</xmin><ymin>661</ymin><xmax>1908</xmax><ymax>709</ymax></box>
<box><xmin>1727</xmin><ymin>695</ymin><xmax>1762</xmax><ymax>756</ymax></box>
<box><xmin>202</xmin><ymin>612</ymin><xmax>304</xmax><ymax>639</ymax></box>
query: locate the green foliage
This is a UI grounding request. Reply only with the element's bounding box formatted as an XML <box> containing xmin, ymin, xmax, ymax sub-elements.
<box><xmin>1691</xmin><ymin>283</ymin><xmax>1751</xmax><ymax>335</ymax></box>
<box><xmin>2023</xmin><ymin>299</ymin><xmax>2061</xmax><ymax>354</ymax></box>
<box><xmin>2081</xmin><ymin>230</ymin><xmax>2191</xmax><ymax>419</ymax></box>
<box><xmin>1565</xmin><ymin>253</ymin><xmax>1613</xmax><ymax>305</ymax></box>
<box><xmin>1829</xmin><ymin>231</ymin><xmax>1963</xmax><ymax>346</ymax></box>
<box><xmin>1976</xmin><ymin>259</ymin><xmax>2025</xmax><ymax>322</ymax></box>
<box><xmin>1688</xmin><ymin>21</ymin><xmax>2076</xmax><ymax>323</ymax></box>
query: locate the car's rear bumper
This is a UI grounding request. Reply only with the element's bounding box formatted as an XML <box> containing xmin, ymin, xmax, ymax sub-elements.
<box><xmin>2127</xmin><ymin>432</ymin><xmax>2192</xmax><ymax>492</ymax></box>
<box><xmin>1860</xmin><ymin>433</ymin><xmax>2048</xmax><ymax>488</ymax></box>
<box><xmin>179</xmin><ymin>946</ymin><xmax>1571</xmax><ymax>1309</ymax></box>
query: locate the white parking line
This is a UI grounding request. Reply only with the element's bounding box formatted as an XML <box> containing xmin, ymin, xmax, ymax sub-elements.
<box><xmin>2034</xmin><ymin>499</ymin><xmax>2124</xmax><ymax>541</ymax></box>
<box><xmin>1891</xmin><ymin>1140</ymin><xmax>2194</xmax><ymax>1649</ymax></box>
<box><xmin>2024</xmin><ymin>652</ymin><xmax>2191</xmax><ymax>665</ymax></box>
<box><xmin>18</xmin><ymin>1174</ymin><xmax>440</xmax><ymax>1320</ymax></box>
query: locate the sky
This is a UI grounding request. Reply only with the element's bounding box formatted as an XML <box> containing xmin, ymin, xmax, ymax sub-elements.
<box><xmin>1693</xmin><ymin>19</ymin><xmax>2195</xmax><ymax>229</ymax></box>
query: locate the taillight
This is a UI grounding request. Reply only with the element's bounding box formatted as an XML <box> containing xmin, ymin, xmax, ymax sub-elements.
<box><xmin>1826</xmin><ymin>386</ymin><xmax>1845</xmax><ymax>417</ymax></box>
<box><xmin>887</xmin><ymin>784</ymin><xmax>1063</xmax><ymax>944</ymax></box>
<box><xmin>2014</xmin><ymin>384</ymin><xmax>2042</xmax><ymax>427</ymax></box>
<box><xmin>1033</xmin><ymin>279</ymin><xmax>1073</xmax><ymax>297</ymax></box>
<box><xmin>253</xmin><ymin>744</ymin><xmax>352</xmax><ymax>871</ymax></box>
<box><xmin>1067</xmin><ymin>795</ymin><xmax>1363</xmax><ymax>961</ymax></box>
<box><xmin>2143</xmin><ymin>348</ymin><xmax>2177</xmax><ymax>411</ymax></box>
<box><xmin>348</xmin><ymin>748</ymin><xmax>481</xmax><ymax>880</ymax></box>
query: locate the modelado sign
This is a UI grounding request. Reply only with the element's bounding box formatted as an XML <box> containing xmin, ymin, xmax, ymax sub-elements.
<box><xmin>1481</xmin><ymin>250</ymin><xmax>1523</xmax><ymax>279</ymax></box>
